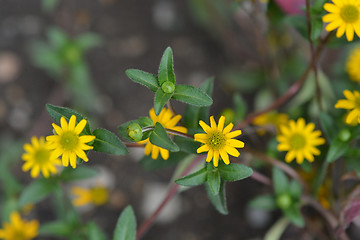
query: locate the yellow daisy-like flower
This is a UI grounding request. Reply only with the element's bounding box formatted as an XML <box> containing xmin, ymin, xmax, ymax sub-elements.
<box><xmin>71</xmin><ymin>186</ymin><xmax>109</xmax><ymax>207</ymax></box>
<box><xmin>335</xmin><ymin>89</ymin><xmax>360</xmax><ymax>124</ymax></box>
<box><xmin>138</xmin><ymin>108</ymin><xmax>187</xmax><ymax>160</ymax></box>
<box><xmin>194</xmin><ymin>116</ymin><xmax>245</xmax><ymax>167</ymax></box>
<box><xmin>322</xmin><ymin>0</ymin><xmax>360</xmax><ymax>41</ymax></box>
<box><xmin>253</xmin><ymin>111</ymin><xmax>289</xmax><ymax>135</ymax></box>
<box><xmin>346</xmin><ymin>47</ymin><xmax>360</xmax><ymax>82</ymax></box>
<box><xmin>46</xmin><ymin>115</ymin><xmax>95</xmax><ymax>168</ymax></box>
<box><xmin>21</xmin><ymin>136</ymin><xmax>62</xmax><ymax>178</ymax></box>
<box><xmin>277</xmin><ymin>118</ymin><xmax>326</xmax><ymax>164</ymax></box>
<box><xmin>0</xmin><ymin>211</ymin><xmax>39</xmax><ymax>240</ymax></box>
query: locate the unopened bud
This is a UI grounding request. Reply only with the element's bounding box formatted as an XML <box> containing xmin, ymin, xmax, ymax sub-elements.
<box><xmin>127</xmin><ymin>123</ymin><xmax>143</xmax><ymax>142</ymax></box>
<box><xmin>161</xmin><ymin>81</ymin><xmax>175</xmax><ymax>94</ymax></box>
<box><xmin>276</xmin><ymin>193</ymin><xmax>292</xmax><ymax>209</ymax></box>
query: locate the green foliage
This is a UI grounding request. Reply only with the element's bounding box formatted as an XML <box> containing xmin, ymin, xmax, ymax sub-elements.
<box><xmin>272</xmin><ymin>167</ymin><xmax>289</xmax><ymax>196</ymax></box>
<box><xmin>39</xmin><ymin>221</ymin><xmax>73</xmax><ymax>237</ymax></box>
<box><xmin>172</xmin><ymin>84</ymin><xmax>213</xmax><ymax>107</ymax></box>
<box><xmin>113</xmin><ymin>206</ymin><xmax>136</xmax><ymax>240</ymax></box>
<box><xmin>207</xmin><ymin>164</ymin><xmax>221</xmax><ymax>195</ymax></box>
<box><xmin>149</xmin><ymin>122</ymin><xmax>180</xmax><ymax>152</ymax></box>
<box><xmin>125</xmin><ymin>69</ymin><xmax>159</xmax><ymax>92</ymax></box>
<box><xmin>154</xmin><ymin>88</ymin><xmax>173</xmax><ymax>115</ymax></box>
<box><xmin>249</xmin><ymin>195</ymin><xmax>277</xmax><ymax>211</ymax></box>
<box><xmin>175</xmin><ymin>166</ymin><xmax>207</xmax><ymax>186</ymax></box>
<box><xmin>218</xmin><ymin>163</ymin><xmax>253</xmax><ymax>182</ymax></box>
<box><xmin>19</xmin><ymin>178</ymin><xmax>59</xmax><ymax>207</ymax></box>
<box><xmin>174</xmin><ymin>136</ymin><xmax>201</xmax><ymax>154</ymax></box>
<box><xmin>93</xmin><ymin>129</ymin><xmax>129</xmax><ymax>156</ymax></box>
<box><xmin>205</xmin><ymin>180</ymin><xmax>228</xmax><ymax>215</ymax></box>
<box><xmin>158</xmin><ymin>47</ymin><xmax>176</xmax><ymax>85</ymax></box>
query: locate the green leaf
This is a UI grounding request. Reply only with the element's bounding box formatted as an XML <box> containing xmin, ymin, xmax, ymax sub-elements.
<box><xmin>319</xmin><ymin>112</ymin><xmax>336</xmax><ymax>140</ymax></box>
<box><xmin>125</xmin><ymin>69</ymin><xmax>159</xmax><ymax>92</ymax></box>
<box><xmin>113</xmin><ymin>206</ymin><xmax>136</xmax><ymax>240</ymax></box>
<box><xmin>149</xmin><ymin>122</ymin><xmax>179</xmax><ymax>152</ymax></box>
<box><xmin>283</xmin><ymin>205</ymin><xmax>305</xmax><ymax>227</ymax></box>
<box><xmin>233</xmin><ymin>93</ymin><xmax>247</xmax><ymax>122</ymax></box>
<box><xmin>249</xmin><ymin>195</ymin><xmax>277</xmax><ymax>211</ymax></box>
<box><xmin>326</xmin><ymin>137</ymin><xmax>349</xmax><ymax>163</ymax></box>
<box><xmin>19</xmin><ymin>178</ymin><xmax>59</xmax><ymax>207</ymax></box>
<box><xmin>2</xmin><ymin>198</ymin><xmax>18</xmax><ymax>222</ymax></box>
<box><xmin>46</xmin><ymin>104</ymin><xmax>91</xmax><ymax>135</ymax></box>
<box><xmin>172</xmin><ymin>84</ymin><xmax>213</xmax><ymax>107</ymax></box>
<box><xmin>175</xmin><ymin>166</ymin><xmax>207</xmax><ymax>186</ymax></box>
<box><xmin>289</xmin><ymin>180</ymin><xmax>302</xmax><ymax>199</ymax></box>
<box><xmin>41</xmin><ymin>0</ymin><xmax>60</xmax><ymax>12</ymax></box>
<box><xmin>87</xmin><ymin>222</ymin><xmax>108</xmax><ymax>240</ymax></box>
<box><xmin>174</xmin><ymin>136</ymin><xmax>201</xmax><ymax>154</ymax></box>
<box><xmin>205</xmin><ymin>180</ymin><xmax>228</xmax><ymax>215</ymax></box>
<box><xmin>39</xmin><ymin>221</ymin><xmax>72</xmax><ymax>237</ymax></box>
<box><xmin>59</xmin><ymin>166</ymin><xmax>98</xmax><ymax>182</ymax></box>
<box><xmin>118</xmin><ymin>117</ymin><xmax>153</xmax><ymax>142</ymax></box>
<box><xmin>207</xmin><ymin>164</ymin><xmax>221</xmax><ymax>195</ymax></box>
<box><xmin>273</xmin><ymin>167</ymin><xmax>289</xmax><ymax>196</ymax></box>
<box><xmin>47</xmin><ymin>27</ymin><xmax>68</xmax><ymax>48</ymax></box>
<box><xmin>184</xmin><ymin>77</ymin><xmax>214</xmax><ymax>128</ymax></box>
<box><xmin>76</xmin><ymin>33</ymin><xmax>102</xmax><ymax>51</ymax></box>
<box><xmin>311</xmin><ymin>17</ymin><xmax>323</xmax><ymax>42</ymax></box>
<box><xmin>93</xmin><ymin>128</ymin><xmax>128</xmax><ymax>156</ymax></box>
<box><xmin>218</xmin><ymin>163</ymin><xmax>253</xmax><ymax>182</ymax></box>
<box><xmin>158</xmin><ymin>47</ymin><xmax>175</xmax><ymax>85</ymax></box>
<box><xmin>154</xmin><ymin>88</ymin><xmax>173</xmax><ymax>115</ymax></box>
<box><xmin>140</xmin><ymin>152</ymin><xmax>190</xmax><ymax>170</ymax></box>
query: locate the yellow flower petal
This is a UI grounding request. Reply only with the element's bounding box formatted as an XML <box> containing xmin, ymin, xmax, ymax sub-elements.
<box><xmin>74</xmin><ymin>119</ymin><xmax>87</xmax><ymax>134</ymax></box>
<box><xmin>219</xmin><ymin>149</ymin><xmax>230</xmax><ymax>165</ymax></box>
<box><xmin>217</xmin><ymin>116</ymin><xmax>225</xmax><ymax>131</ymax></box>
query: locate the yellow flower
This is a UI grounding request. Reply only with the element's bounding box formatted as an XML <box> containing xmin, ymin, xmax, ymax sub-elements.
<box><xmin>322</xmin><ymin>0</ymin><xmax>360</xmax><ymax>41</ymax></box>
<box><xmin>253</xmin><ymin>111</ymin><xmax>289</xmax><ymax>135</ymax></box>
<box><xmin>335</xmin><ymin>89</ymin><xmax>360</xmax><ymax>125</ymax></box>
<box><xmin>0</xmin><ymin>211</ymin><xmax>39</xmax><ymax>240</ymax></box>
<box><xmin>346</xmin><ymin>47</ymin><xmax>360</xmax><ymax>82</ymax></box>
<box><xmin>277</xmin><ymin>118</ymin><xmax>325</xmax><ymax>164</ymax></box>
<box><xmin>138</xmin><ymin>108</ymin><xmax>187</xmax><ymax>160</ymax></box>
<box><xmin>194</xmin><ymin>116</ymin><xmax>245</xmax><ymax>167</ymax></box>
<box><xmin>21</xmin><ymin>136</ymin><xmax>61</xmax><ymax>178</ymax></box>
<box><xmin>47</xmin><ymin>115</ymin><xmax>95</xmax><ymax>168</ymax></box>
<box><xmin>71</xmin><ymin>186</ymin><xmax>109</xmax><ymax>207</ymax></box>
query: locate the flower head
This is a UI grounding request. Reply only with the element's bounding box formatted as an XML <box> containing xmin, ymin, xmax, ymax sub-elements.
<box><xmin>335</xmin><ymin>89</ymin><xmax>360</xmax><ymax>125</ymax></box>
<box><xmin>194</xmin><ymin>116</ymin><xmax>245</xmax><ymax>167</ymax></box>
<box><xmin>322</xmin><ymin>0</ymin><xmax>360</xmax><ymax>41</ymax></box>
<box><xmin>0</xmin><ymin>211</ymin><xmax>39</xmax><ymax>240</ymax></box>
<box><xmin>71</xmin><ymin>186</ymin><xmax>109</xmax><ymax>207</ymax></box>
<box><xmin>277</xmin><ymin>118</ymin><xmax>325</xmax><ymax>164</ymax></box>
<box><xmin>139</xmin><ymin>108</ymin><xmax>187</xmax><ymax>160</ymax></box>
<box><xmin>253</xmin><ymin>111</ymin><xmax>289</xmax><ymax>135</ymax></box>
<box><xmin>346</xmin><ymin>47</ymin><xmax>360</xmax><ymax>82</ymax></box>
<box><xmin>46</xmin><ymin>115</ymin><xmax>95</xmax><ymax>168</ymax></box>
<box><xmin>22</xmin><ymin>136</ymin><xmax>61</xmax><ymax>178</ymax></box>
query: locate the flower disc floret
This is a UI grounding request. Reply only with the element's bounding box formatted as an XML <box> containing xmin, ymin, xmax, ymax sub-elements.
<box><xmin>335</xmin><ymin>89</ymin><xmax>360</xmax><ymax>125</ymax></box>
<box><xmin>22</xmin><ymin>136</ymin><xmax>61</xmax><ymax>178</ymax></box>
<box><xmin>322</xmin><ymin>0</ymin><xmax>360</xmax><ymax>41</ymax></box>
<box><xmin>277</xmin><ymin>118</ymin><xmax>325</xmax><ymax>164</ymax></box>
<box><xmin>138</xmin><ymin>108</ymin><xmax>187</xmax><ymax>160</ymax></box>
<box><xmin>46</xmin><ymin>115</ymin><xmax>95</xmax><ymax>168</ymax></box>
<box><xmin>0</xmin><ymin>211</ymin><xmax>39</xmax><ymax>240</ymax></box>
<box><xmin>194</xmin><ymin>116</ymin><xmax>245</xmax><ymax>167</ymax></box>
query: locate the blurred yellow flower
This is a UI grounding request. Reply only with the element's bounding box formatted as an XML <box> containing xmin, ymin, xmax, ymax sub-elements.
<box><xmin>277</xmin><ymin>118</ymin><xmax>325</xmax><ymax>164</ymax></box>
<box><xmin>138</xmin><ymin>108</ymin><xmax>187</xmax><ymax>160</ymax></box>
<box><xmin>47</xmin><ymin>115</ymin><xmax>95</xmax><ymax>168</ymax></box>
<box><xmin>253</xmin><ymin>111</ymin><xmax>289</xmax><ymax>135</ymax></box>
<box><xmin>335</xmin><ymin>89</ymin><xmax>360</xmax><ymax>125</ymax></box>
<box><xmin>22</xmin><ymin>136</ymin><xmax>61</xmax><ymax>178</ymax></box>
<box><xmin>322</xmin><ymin>0</ymin><xmax>360</xmax><ymax>41</ymax></box>
<box><xmin>194</xmin><ymin>116</ymin><xmax>244</xmax><ymax>167</ymax></box>
<box><xmin>71</xmin><ymin>186</ymin><xmax>109</xmax><ymax>207</ymax></box>
<box><xmin>0</xmin><ymin>211</ymin><xmax>39</xmax><ymax>240</ymax></box>
<box><xmin>346</xmin><ymin>47</ymin><xmax>360</xmax><ymax>82</ymax></box>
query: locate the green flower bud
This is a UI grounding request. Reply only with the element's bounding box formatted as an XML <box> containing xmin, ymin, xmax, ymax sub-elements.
<box><xmin>276</xmin><ymin>193</ymin><xmax>292</xmax><ymax>209</ymax></box>
<box><xmin>161</xmin><ymin>81</ymin><xmax>175</xmax><ymax>94</ymax></box>
<box><xmin>127</xmin><ymin>123</ymin><xmax>143</xmax><ymax>142</ymax></box>
<box><xmin>61</xmin><ymin>42</ymin><xmax>81</xmax><ymax>65</ymax></box>
<box><xmin>339</xmin><ymin>128</ymin><xmax>351</xmax><ymax>142</ymax></box>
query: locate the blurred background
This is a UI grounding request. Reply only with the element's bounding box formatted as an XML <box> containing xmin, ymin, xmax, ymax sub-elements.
<box><xmin>0</xmin><ymin>0</ymin><xmax>317</xmax><ymax>239</ymax></box>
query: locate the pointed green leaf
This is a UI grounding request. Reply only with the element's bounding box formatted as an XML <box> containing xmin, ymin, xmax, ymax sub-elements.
<box><xmin>154</xmin><ymin>88</ymin><xmax>173</xmax><ymax>115</ymax></box>
<box><xmin>289</xmin><ymin>180</ymin><xmax>302</xmax><ymax>199</ymax></box>
<box><xmin>207</xmin><ymin>164</ymin><xmax>220</xmax><ymax>195</ymax></box>
<box><xmin>87</xmin><ymin>222</ymin><xmax>107</xmax><ymax>240</ymax></box>
<box><xmin>326</xmin><ymin>136</ymin><xmax>349</xmax><ymax>162</ymax></box>
<box><xmin>175</xmin><ymin>166</ymin><xmax>207</xmax><ymax>186</ymax></box>
<box><xmin>218</xmin><ymin>163</ymin><xmax>253</xmax><ymax>182</ymax></box>
<box><xmin>205</xmin><ymin>180</ymin><xmax>228</xmax><ymax>215</ymax></box>
<box><xmin>233</xmin><ymin>93</ymin><xmax>247</xmax><ymax>122</ymax></box>
<box><xmin>174</xmin><ymin>136</ymin><xmax>201</xmax><ymax>154</ymax></box>
<box><xmin>19</xmin><ymin>178</ymin><xmax>59</xmax><ymax>207</ymax></box>
<box><xmin>125</xmin><ymin>69</ymin><xmax>159</xmax><ymax>92</ymax></box>
<box><xmin>59</xmin><ymin>166</ymin><xmax>98</xmax><ymax>182</ymax></box>
<box><xmin>92</xmin><ymin>128</ymin><xmax>128</xmax><ymax>156</ymax></box>
<box><xmin>118</xmin><ymin>117</ymin><xmax>153</xmax><ymax>142</ymax></box>
<box><xmin>113</xmin><ymin>206</ymin><xmax>136</xmax><ymax>240</ymax></box>
<box><xmin>76</xmin><ymin>33</ymin><xmax>102</xmax><ymax>51</ymax></box>
<box><xmin>283</xmin><ymin>205</ymin><xmax>305</xmax><ymax>227</ymax></box>
<box><xmin>249</xmin><ymin>194</ymin><xmax>277</xmax><ymax>211</ymax></box>
<box><xmin>319</xmin><ymin>112</ymin><xmax>336</xmax><ymax>140</ymax></box>
<box><xmin>47</xmin><ymin>27</ymin><xmax>68</xmax><ymax>48</ymax></box>
<box><xmin>184</xmin><ymin>78</ymin><xmax>214</xmax><ymax>128</ymax></box>
<box><xmin>46</xmin><ymin>104</ymin><xmax>91</xmax><ymax>135</ymax></box>
<box><xmin>39</xmin><ymin>221</ymin><xmax>72</xmax><ymax>237</ymax></box>
<box><xmin>149</xmin><ymin>122</ymin><xmax>179</xmax><ymax>152</ymax></box>
<box><xmin>158</xmin><ymin>47</ymin><xmax>175</xmax><ymax>85</ymax></box>
<box><xmin>273</xmin><ymin>167</ymin><xmax>289</xmax><ymax>196</ymax></box>
<box><xmin>172</xmin><ymin>84</ymin><xmax>213</xmax><ymax>107</ymax></box>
